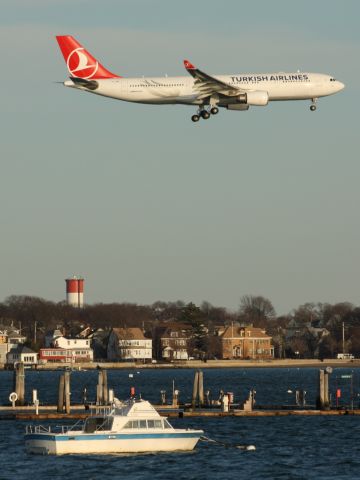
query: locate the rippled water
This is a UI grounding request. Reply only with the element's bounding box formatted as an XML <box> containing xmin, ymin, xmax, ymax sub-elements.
<box><xmin>1</xmin><ymin>368</ymin><xmax>359</xmax><ymax>479</ymax></box>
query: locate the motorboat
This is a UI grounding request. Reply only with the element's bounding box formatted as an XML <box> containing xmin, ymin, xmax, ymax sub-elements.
<box><xmin>25</xmin><ymin>398</ymin><xmax>204</xmax><ymax>455</ymax></box>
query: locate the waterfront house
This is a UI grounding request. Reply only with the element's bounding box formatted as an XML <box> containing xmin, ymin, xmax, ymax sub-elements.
<box><xmin>39</xmin><ymin>346</ymin><xmax>93</xmax><ymax>363</ymax></box>
<box><xmin>44</xmin><ymin>328</ymin><xmax>64</xmax><ymax>348</ymax></box>
<box><xmin>41</xmin><ymin>333</ymin><xmax>94</xmax><ymax>363</ymax></box>
<box><xmin>221</xmin><ymin>325</ymin><xmax>274</xmax><ymax>360</ymax></box>
<box><xmin>107</xmin><ymin>328</ymin><xmax>152</xmax><ymax>362</ymax></box>
<box><xmin>160</xmin><ymin>326</ymin><xmax>191</xmax><ymax>361</ymax></box>
<box><xmin>52</xmin><ymin>336</ymin><xmax>91</xmax><ymax>350</ymax></box>
<box><xmin>6</xmin><ymin>345</ymin><xmax>38</xmax><ymax>366</ymax></box>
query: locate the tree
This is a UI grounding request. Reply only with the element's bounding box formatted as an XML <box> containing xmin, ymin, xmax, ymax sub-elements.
<box><xmin>179</xmin><ymin>303</ymin><xmax>207</xmax><ymax>357</ymax></box>
<box><xmin>239</xmin><ymin>295</ymin><xmax>276</xmax><ymax>328</ymax></box>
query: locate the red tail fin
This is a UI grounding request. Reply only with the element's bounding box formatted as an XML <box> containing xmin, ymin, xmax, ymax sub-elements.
<box><xmin>55</xmin><ymin>35</ymin><xmax>120</xmax><ymax>79</ymax></box>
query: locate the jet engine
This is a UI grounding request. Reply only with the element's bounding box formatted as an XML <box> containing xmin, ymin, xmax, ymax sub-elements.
<box><xmin>237</xmin><ymin>91</ymin><xmax>269</xmax><ymax>106</ymax></box>
<box><xmin>227</xmin><ymin>104</ymin><xmax>249</xmax><ymax>111</ymax></box>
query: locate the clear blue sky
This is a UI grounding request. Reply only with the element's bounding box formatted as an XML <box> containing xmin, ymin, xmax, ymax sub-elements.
<box><xmin>1</xmin><ymin>0</ymin><xmax>359</xmax><ymax>314</ymax></box>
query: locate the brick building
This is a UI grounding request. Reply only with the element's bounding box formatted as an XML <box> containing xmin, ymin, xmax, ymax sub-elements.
<box><xmin>221</xmin><ymin>325</ymin><xmax>274</xmax><ymax>360</ymax></box>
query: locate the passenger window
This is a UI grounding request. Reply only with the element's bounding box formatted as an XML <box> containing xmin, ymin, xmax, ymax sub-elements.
<box><xmin>139</xmin><ymin>420</ymin><xmax>147</xmax><ymax>428</ymax></box>
<box><xmin>147</xmin><ymin>420</ymin><xmax>155</xmax><ymax>428</ymax></box>
<box><xmin>154</xmin><ymin>420</ymin><xmax>162</xmax><ymax>429</ymax></box>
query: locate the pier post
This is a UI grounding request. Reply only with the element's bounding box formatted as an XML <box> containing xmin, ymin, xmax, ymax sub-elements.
<box><xmin>318</xmin><ymin>369</ymin><xmax>325</xmax><ymax>409</ymax></box>
<box><xmin>103</xmin><ymin>370</ymin><xmax>108</xmax><ymax>405</ymax></box>
<box><xmin>192</xmin><ymin>371</ymin><xmax>199</xmax><ymax>409</ymax></box>
<box><xmin>64</xmin><ymin>371</ymin><xmax>71</xmax><ymax>414</ymax></box>
<box><xmin>172</xmin><ymin>389</ymin><xmax>179</xmax><ymax>407</ymax></box>
<box><xmin>57</xmin><ymin>374</ymin><xmax>65</xmax><ymax>413</ymax></box>
<box><xmin>323</xmin><ymin>371</ymin><xmax>330</xmax><ymax>409</ymax></box>
<box><xmin>198</xmin><ymin>371</ymin><xmax>204</xmax><ymax>407</ymax></box>
<box><xmin>14</xmin><ymin>362</ymin><xmax>25</xmax><ymax>406</ymax></box>
<box><xmin>317</xmin><ymin>368</ymin><xmax>331</xmax><ymax>410</ymax></box>
<box><xmin>97</xmin><ymin>370</ymin><xmax>104</xmax><ymax>405</ymax></box>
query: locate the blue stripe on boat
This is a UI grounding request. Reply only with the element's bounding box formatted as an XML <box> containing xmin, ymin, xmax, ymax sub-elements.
<box><xmin>25</xmin><ymin>432</ymin><xmax>201</xmax><ymax>442</ymax></box>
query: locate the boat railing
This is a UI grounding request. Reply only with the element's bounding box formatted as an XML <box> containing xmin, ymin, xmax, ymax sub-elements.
<box><xmin>25</xmin><ymin>420</ymin><xmax>84</xmax><ymax>435</ymax></box>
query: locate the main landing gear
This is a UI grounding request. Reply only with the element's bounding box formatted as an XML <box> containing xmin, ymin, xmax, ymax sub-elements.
<box><xmin>191</xmin><ymin>106</ymin><xmax>219</xmax><ymax>122</ymax></box>
<box><xmin>310</xmin><ymin>98</ymin><xmax>317</xmax><ymax>111</ymax></box>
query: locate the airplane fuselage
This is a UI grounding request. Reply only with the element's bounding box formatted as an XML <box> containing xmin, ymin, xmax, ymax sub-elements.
<box><xmin>56</xmin><ymin>35</ymin><xmax>344</xmax><ymax>120</ymax></box>
<box><xmin>65</xmin><ymin>72</ymin><xmax>344</xmax><ymax>106</ymax></box>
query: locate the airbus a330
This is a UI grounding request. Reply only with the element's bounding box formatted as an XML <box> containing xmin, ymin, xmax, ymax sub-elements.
<box><xmin>56</xmin><ymin>35</ymin><xmax>345</xmax><ymax>122</ymax></box>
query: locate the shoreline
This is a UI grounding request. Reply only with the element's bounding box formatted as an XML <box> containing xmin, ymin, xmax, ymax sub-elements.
<box><xmin>1</xmin><ymin>358</ymin><xmax>359</xmax><ymax>371</ymax></box>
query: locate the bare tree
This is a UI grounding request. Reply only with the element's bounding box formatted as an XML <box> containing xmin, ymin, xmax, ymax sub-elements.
<box><xmin>239</xmin><ymin>295</ymin><xmax>276</xmax><ymax>328</ymax></box>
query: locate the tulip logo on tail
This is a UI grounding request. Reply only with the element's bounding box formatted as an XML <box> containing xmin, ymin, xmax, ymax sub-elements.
<box><xmin>67</xmin><ymin>48</ymin><xmax>98</xmax><ymax>79</ymax></box>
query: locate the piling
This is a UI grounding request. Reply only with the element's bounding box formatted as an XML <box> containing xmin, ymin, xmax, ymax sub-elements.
<box><xmin>64</xmin><ymin>371</ymin><xmax>71</xmax><ymax>414</ymax></box>
<box><xmin>102</xmin><ymin>370</ymin><xmax>108</xmax><ymax>405</ymax></box>
<box><xmin>57</xmin><ymin>374</ymin><xmax>65</xmax><ymax>413</ymax></box>
<box><xmin>198</xmin><ymin>371</ymin><xmax>204</xmax><ymax>407</ymax></box>
<box><xmin>191</xmin><ymin>370</ymin><xmax>205</xmax><ymax>408</ymax></box>
<box><xmin>317</xmin><ymin>369</ymin><xmax>330</xmax><ymax>410</ymax></box>
<box><xmin>96</xmin><ymin>370</ymin><xmax>104</xmax><ymax>405</ymax></box>
<box><xmin>192</xmin><ymin>371</ymin><xmax>199</xmax><ymax>409</ymax></box>
<box><xmin>324</xmin><ymin>371</ymin><xmax>330</xmax><ymax>408</ymax></box>
<box><xmin>172</xmin><ymin>389</ymin><xmax>179</xmax><ymax>407</ymax></box>
<box><xmin>13</xmin><ymin>363</ymin><xmax>25</xmax><ymax>406</ymax></box>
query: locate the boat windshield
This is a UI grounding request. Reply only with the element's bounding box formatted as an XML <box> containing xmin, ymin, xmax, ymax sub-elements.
<box><xmin>84</xmin><ymin>416</ymin><xmax>113</xmax><ymax>433</ymax></box>
<box><xmin>123</xmin><ymin>419</ymin><xmax>171</xmax><ymax>429</ymax></box>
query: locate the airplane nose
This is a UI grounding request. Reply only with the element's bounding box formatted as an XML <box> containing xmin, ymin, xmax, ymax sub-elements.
<box><xmin>337</xmin><ymin>81</ymin><xmax>345</xmax><ymax>91</ymax></box>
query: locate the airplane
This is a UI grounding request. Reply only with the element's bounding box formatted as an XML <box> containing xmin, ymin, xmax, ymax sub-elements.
<box><xmin>56</xmin><ymin>35</ymin><xmax>345</xmax><ymax>122</ymax></box>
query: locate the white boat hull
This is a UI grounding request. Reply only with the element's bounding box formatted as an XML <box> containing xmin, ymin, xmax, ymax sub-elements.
<box><xmin>25</xmin><ymin>430</ymin><xmax>203</xmax><ymax>455</ymax></box>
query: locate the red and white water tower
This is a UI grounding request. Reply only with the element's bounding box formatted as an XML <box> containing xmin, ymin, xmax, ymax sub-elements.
<box><xmin>65</xmin><ymin>276</ymin><xmax>84</xmax><ymax>308</ymax></box>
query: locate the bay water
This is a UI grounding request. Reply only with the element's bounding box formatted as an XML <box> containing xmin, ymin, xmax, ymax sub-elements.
<box><xmin>0</xmin><ymin>367</ymin><xmax>359</xmax><ymax>479</ymax></box>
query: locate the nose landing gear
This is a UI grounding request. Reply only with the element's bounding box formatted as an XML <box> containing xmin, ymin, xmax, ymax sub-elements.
<box><xmin>310</xmin><ymin>98</ymin><xmax>317</xmax><ymax>111</ymax></box>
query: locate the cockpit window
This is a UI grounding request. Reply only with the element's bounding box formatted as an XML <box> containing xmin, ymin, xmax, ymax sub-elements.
<box><xmin>330</xmin><ymin>78</ymin><xmax>336</xmax><ymax>82</ymax></box>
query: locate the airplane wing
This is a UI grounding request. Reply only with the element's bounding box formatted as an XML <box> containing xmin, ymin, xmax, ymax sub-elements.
<box><xmin>183</xmin><ymin>59</ymin><xmax>245</xmax><ymax>99</ymax></box>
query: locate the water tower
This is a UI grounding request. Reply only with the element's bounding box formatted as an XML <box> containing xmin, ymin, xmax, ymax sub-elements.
<box><xmin>65</xmin><ymin>276</ymin><xmax>84</xmax><ymax>308</ymax></box>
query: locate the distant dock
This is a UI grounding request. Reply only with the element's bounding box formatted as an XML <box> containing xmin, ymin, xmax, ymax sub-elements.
<box><xmin>1</xmin><ymin>405</ymin><xmax>360</xmax><ymax>420</ymax></box>
<box><xmin>1</xmin><ymin>358</ymin><xmax>359</xmax><ymax>371</ymax></box>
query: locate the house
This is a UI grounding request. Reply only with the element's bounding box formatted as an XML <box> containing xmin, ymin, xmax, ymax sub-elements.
<box><xmin>0</xmin><ymin>344</ymin><xmax>10</xmax><ymax>364</ymax></box>
<box><xmin>7</xmin><ymin>333</ymin><xmax>27</xmax><ymax>347</ymax></box>
<box><xmin>160</xmin><ymin>326</ymin><xmax>191</xmax><ymax>361</ymax></box>
<box><xmin>41</xmin><ymin>333</ymin><xmax>94</xmax><ymax>363</ymax></box>
<box><xmin>39</xmin><ymin>346</ymin><xmax>93</xmax><ymax>363</ymax></box>
<box><xmin>6</xmin><ymin>345</ymin><xmax>38</xmax><ymax>366</ymax></box>
<box><xmin>0</xmin><ymin>326</ymin><xmax>27</xmax><ymax>364</ymax></box>
<box><xmin>52</xmin><ymin>336</ymin><xmax>91</xmax><ymax>349</ymax></box>
<box><xmin>221</xmin><ymin>325</ymin><xmax>274</xmax><ymax>360</ymax></box>
<box><xmin>87</xmin><ymin>328</ymin><xmax>110</xmax><ymax>360</ymax></box>
<box><xmin>44</xmin><ymin>329</ymin><xmax>64</xmax><ymax>347</ymax></box>
<box><xmin>107</xmin><ymin>328</ymin><xmax>152</xmax><ymax>362</ymax></box>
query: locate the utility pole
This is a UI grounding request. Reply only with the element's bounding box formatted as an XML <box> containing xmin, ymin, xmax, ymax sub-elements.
<box><xmin>34</xmin><ymin>321</ymin><xmax>37</xmax><ymax>344</ymax></box>
<box><xmin>342</xmin><ymin>322</ymin><xmax>345</xmax><ymax>353</ymax></box>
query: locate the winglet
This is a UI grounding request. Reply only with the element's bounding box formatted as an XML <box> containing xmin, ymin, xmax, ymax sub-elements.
<box><xmin>184</xmin><ymin>59</ymin><xmax>196</xmax><ymax>70</ymax></box>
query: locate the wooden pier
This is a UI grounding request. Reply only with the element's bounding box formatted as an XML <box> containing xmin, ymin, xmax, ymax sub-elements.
<box><xmin>1</xmin><ymin>405</ymin><xmax>360</xmax><ymax>420</ymax></box>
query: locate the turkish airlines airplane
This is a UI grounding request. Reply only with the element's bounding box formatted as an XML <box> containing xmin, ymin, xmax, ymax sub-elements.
<box><xmin>56</xmin><ymin>35</ymin><xmax>345</xmax><ymax>122</ymax></box>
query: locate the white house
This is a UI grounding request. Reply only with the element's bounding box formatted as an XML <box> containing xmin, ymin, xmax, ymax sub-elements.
<box><xmin>52</xmin><ymin>336</ymin><xmax>91</xmax><ymax>349</ymax></box>
<box><xmin>107</xmin><ymin>328</ymin><xmax>152</xmax><ymax>361</ymax></box>
<box><xmin>44</xmin><ymin>329</ymin><xmax>64</xmax><ymax>348</ymax></box>
<box><xmin>7</xmin><ymin>345</ymin><xmax>38</xmax><ymax>366</ymax></box>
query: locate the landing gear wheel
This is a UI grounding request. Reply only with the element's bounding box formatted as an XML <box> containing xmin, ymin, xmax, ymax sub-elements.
<box><xmin>310</xmin><ymin>105</ymin><xmax>316</xmax><ymax>111</ymax></box>
<box><xmin>210</xmin><ymin>107</ymin><xmax>219</xmax><ymax>115</ymax></box>
<box><xmin>201</xmin><ymin>110</ymin><xmax>210</xmax><ymax>119</ymax></box>
<box><xmin>191</xmin><ymin>114</ymin><xmax>200</xmax><ymax>122</ymax></box>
